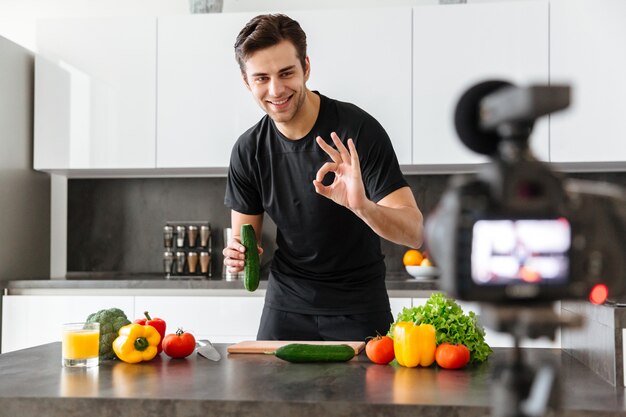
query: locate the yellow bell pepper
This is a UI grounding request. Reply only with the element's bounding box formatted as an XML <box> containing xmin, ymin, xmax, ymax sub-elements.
<box><xmin>393</xmin><ymin>322</ymin><xmax>436</xmax><ymax>367</ymax></box>
<box><xmin>112</xmin><ymin>323</ymin><xmax>161</xmax><ymax>364</ymax></box>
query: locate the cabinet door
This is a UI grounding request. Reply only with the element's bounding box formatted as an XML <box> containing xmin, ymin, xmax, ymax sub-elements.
<box><xmin>550</xmin><ymin>0</ymin><xmax>626</xmax><ymax>165</ymax></box>
<box><xmin>35</xmin><ymin>17</ymin><xmax>157</xmax><ymax>170</ymax></box>
<box><xmin>157</xmin><ymin>13</ymin><xmax>263</xmax><ymax>168</ymax></box>
<box><xmin>291</xmin><ymin>8</ymin><xmax>413</xmax><ymax>165</ymax></box>
<box><xmin>1</xmin><ymin>295</ymin><xmax>134</xmax><ymax>353</ymax></box>
<box><xmin>157</xmin><ymin>8</ymin><xmax>412</xmax><ymax>168</ymax></box>
<box><xmin>412</xmin><ymin>1</ymin><xmax>549</xmax><ymax>166</ymax></box>
<box><xmin>389</xmin><ymin>297</ymin><xmax>412</xmax><ymax>322</ymax></box>
<box><xmin>134</xmin><ymin>296</ymin><xmax>265</xmax><ymax>343</ymax></box>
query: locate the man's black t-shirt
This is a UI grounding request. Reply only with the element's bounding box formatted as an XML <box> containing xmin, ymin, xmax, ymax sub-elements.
<box><xmin>224</xmin><ymin>92</ymin><xmax>408</xmax><ymax>315</ymax></box>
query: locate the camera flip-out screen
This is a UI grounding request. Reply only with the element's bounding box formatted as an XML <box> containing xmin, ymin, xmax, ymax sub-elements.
<box><xmin>471</xmin><ymin>219</ymin><xmax>571</xmax><ymax>286</ymax></box>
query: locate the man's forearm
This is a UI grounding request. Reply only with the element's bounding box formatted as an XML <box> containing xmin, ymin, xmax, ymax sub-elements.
<box><xmin>353</xmin><ymin>200</ymin><xmax>424</xmax><ymax>248</ymax></box>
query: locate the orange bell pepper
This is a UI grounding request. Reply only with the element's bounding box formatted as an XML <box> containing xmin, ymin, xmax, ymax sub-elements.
<box><xmin>393</xmin><ymin>322</ymin><xmax>436</xmax><ymax>367</ymax></box>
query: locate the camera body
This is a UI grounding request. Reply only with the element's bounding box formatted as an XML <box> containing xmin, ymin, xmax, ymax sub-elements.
<box><xmin>425</xmin><ymin>81</ymin><xmax>626</xmax><ymax>304</ymax></box>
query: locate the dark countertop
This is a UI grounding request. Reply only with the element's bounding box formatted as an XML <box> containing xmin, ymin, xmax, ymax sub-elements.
<box><xmin>1</xmin><ymin>273</ymin><xmax>437</xmax><ymax>296</ymax></box>
<box><xmin>0</xmin><ymin>343</ymin><xmax>625</xmax><ymax>417</ymax></box>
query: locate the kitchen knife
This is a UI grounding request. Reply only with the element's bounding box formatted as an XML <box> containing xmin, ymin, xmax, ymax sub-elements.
<box><xmin>196</xmin><ymin>339</ymin><xmax>221</xmax><ymax>361</ymax></box>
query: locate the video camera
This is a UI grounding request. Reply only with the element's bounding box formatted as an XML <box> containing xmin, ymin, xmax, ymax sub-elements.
<box><xmin>425</xmin><ymin>80</ymin><xmax>626</xmax><ymax>305</ymax></box>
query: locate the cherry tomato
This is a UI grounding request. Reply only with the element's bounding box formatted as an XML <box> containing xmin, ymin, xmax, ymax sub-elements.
<box><xmin>365</xmin><ymin>335</ymin><xmax>395</xmax><ymax>365</ymax></box>
<box><xmin>162</xmin><ymin>328</ymin><xmax>196</xmax><ymax>358</ymax></box>
<box><xmin>435</xmin><ymin>343</ymin><xmax>470</xmax><ymax>369</ymax></box>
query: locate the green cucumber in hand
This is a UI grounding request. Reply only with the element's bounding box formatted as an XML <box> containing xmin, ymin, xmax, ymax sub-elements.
<box><xmin>240</xmin><ymin>224</ymin><xmax>260</xmax><ymax>292</ymax></box>
<box><xmin>274</xmin><ymin>344</ymin><xmax>355</xmax><ymax>363</ymax></box>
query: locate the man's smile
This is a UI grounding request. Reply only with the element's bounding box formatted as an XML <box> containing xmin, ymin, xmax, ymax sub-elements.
<box><xmin>267</xmin><ymin>95</ymin><xmax>292</xmax><ymax>109</ymax></box>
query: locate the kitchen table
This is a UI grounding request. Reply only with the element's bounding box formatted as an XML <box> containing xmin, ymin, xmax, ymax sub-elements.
<box><xmin>0</xmin><ymin>343</ymin><xmax>624</xmax><ymax>417</ymax></box>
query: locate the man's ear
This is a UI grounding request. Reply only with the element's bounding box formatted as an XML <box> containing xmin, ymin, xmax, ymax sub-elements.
<box><xmin>242</xmin><ymin>72</ymin><xmax>251</xmax><ymax>91</ymax></box>
<box><xmin>304</xmin><ymin>56</ymin><xmax>311</xmax><ymax>82</ymax></box>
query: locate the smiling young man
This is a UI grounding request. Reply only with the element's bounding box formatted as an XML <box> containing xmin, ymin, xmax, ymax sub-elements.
<box><xmin>223</xmin><ymin>14</ymin><xmax>424</xmax><ymax>341</ymax></box>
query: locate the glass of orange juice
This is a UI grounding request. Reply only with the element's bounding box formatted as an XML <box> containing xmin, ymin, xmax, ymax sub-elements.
<box><xmin>62</xmin><ymin>322</ymin><xmax>100</xmax><ymax>367</ymax></box>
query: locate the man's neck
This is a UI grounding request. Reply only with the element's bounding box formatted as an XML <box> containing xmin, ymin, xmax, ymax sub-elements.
<box><xmin>274</xmin><ymin>90</ymin><xmax>321</xmax><ymax>140</ymax></box>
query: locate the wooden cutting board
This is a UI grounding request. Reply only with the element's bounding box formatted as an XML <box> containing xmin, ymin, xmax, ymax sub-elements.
<box><xmin>227</xmin><ymin>340</ymin><xmax>365</xmax><ymax>354</ymax></box>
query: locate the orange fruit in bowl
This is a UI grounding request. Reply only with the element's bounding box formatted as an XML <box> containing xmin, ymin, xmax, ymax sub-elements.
<box><xmin>403</xmin><ymin>249</ymin><xmax>423</xmax><ymax>266</ymax></box>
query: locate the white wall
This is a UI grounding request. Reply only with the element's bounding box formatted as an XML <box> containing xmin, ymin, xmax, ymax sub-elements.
<box><xmin>0</xmin><ymin>0</ymin><xmax>444</xmax><ymax>51</ymax></box>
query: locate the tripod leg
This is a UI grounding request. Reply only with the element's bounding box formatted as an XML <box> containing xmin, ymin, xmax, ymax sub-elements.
<box><xmin>520</xmin><ymin>365</ymin><xmax>559</xmax><ymax>417</ymax></box>
<box><xmin>491</xmin><ymin>362</ymin><xmax>534</xmax><ymax>417</ymax></box>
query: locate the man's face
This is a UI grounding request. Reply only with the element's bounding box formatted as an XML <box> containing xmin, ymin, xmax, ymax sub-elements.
<box><xmin>242</xmin><ymin>40</ymin><xmax>309</xmax><ymax>125</ymax></box>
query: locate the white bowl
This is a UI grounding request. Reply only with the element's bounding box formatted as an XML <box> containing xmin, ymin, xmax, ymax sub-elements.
<box><xmin>405</xmin><ymin>265</ymin><xmax>439</xmax><ymax>280</ymax></box>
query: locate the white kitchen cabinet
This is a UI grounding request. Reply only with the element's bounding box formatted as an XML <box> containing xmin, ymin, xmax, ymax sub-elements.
<box><xmin>35</xmin><ymin>17</ymin><xmax>157</xmax><ymax>170</ymax></box>
<box><xmin>389</xmin><ymin>297</ymin><xmax>412</xmax><ymax>322</ymax></box>
<box><xmin>549</xmin><ymin>0</ymin><xmax>626</xmax><ymax>165</ymax></box>
<box><xmin>1</xmin><ymin>294</ymin><xmax>263</xmax><ymax>352</ymax></box>
<box><xmin>291</xmin><ymin>8</ymin><xmax>413</xmax><ymax>165</ymax></box>
<box><xmin>134</xmin><ymin>296</ymin><xmax>265</xmax><ymax>343</ymax></box>
<box><xmin>157</xmin><ymin>8</ymin><xmax>413</xmax><ymax>168</ymax></box>
<box><xmin>412</xmin><ymin>1</ymin><xmax>550</xmax><ymax>166</ymax></box>
<box><xmin>1</xmin><ymin>295</ymin><xmax>134</xmax><ymax>353</ymax></box>
<box><xmin>138</xmin><ymin>296</ymin><xmax>407</xmax><ymax>342</ymax></box>
<box><xmin>156</xmin><ymin>13</ymin><xmax>262</xmax><ymax>168</ymax></box>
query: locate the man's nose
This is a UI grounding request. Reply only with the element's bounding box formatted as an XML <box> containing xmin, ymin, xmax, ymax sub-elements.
<box><xmin>268</xmin><ymin>77</ymin><xmax>285</xmax><ymax>97</ymax></box>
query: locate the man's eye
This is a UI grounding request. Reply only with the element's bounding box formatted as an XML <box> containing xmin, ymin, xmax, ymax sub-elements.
<box><xmin>254</xmin><ymin>77</ymin><xmax>268</xmax><ymax>83</ymax></box>
<box><xmin>281</xmin><ymin>72</ymin><xmax>293</xmax><ymax>77</ymax></box>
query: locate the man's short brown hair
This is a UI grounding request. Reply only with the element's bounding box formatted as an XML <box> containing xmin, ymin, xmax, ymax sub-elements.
<box><xmin>234</xmin><ymin>14</ymin><xmax>307</xmax><ymax>76</ymax></box>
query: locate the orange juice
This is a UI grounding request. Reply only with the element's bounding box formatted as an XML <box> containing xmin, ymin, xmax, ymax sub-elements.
<box><xmin>62</xmin><ymin>322</ymin><xmax>100</xmax><ymax>367</ymax></box>
<box><xmin>63</xmin><ymin>329</ymin><xmax>99</xmax><ymax>359</ymax></box>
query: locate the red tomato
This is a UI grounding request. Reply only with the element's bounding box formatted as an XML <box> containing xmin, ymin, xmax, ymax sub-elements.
<box><xmin>365</xmin><ymin>335</ymin><xmax>395</xmax><ymax>365</ymax></box>
<box><xmin>162</xmin><ymin>328</ymin><xmax>196</xmax><ymax>359</ymax></box>
<box><xmin>435</xmin><ymin>343</ymin><xmax>470</xmax><ymax>369</ymax></box>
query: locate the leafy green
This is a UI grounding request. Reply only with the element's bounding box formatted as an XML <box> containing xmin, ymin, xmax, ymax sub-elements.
<box><xmin>388</xmin><ymin>292</ymin><xmax>492</xmax><ymax>363</ymax></box>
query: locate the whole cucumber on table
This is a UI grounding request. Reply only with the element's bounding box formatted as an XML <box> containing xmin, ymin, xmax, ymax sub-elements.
<box><xmin>240</xmin><ymin>223</ymin><xmax>260</xmax><ymax>292</ymax></box>
<box><xmin>274</xmin><ymin>344</ymin><xmax>356</xmax><ymax>363</ymax></box>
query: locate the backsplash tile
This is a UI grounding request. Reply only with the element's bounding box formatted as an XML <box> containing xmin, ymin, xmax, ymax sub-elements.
<box><xmin>67</xmin><ymin>171</ymin><xmax>626</xmax><ymax>278</ymax></box>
